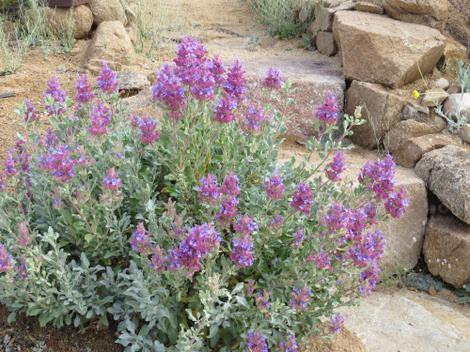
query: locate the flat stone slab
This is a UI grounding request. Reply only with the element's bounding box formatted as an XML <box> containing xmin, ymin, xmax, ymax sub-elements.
<box><xmin>339</xmin><ymin>289</ymin><xmax>470</xmax><ymax>352</ymax></box>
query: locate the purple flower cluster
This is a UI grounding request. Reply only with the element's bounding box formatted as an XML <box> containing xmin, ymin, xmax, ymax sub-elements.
<box><xmin>328</xmin><ymin>314</ymin><xmax>345</xmax><ymax>334</ymax></box>
<box><xmin>0</xmin><ymin>244</ymin><xmax>12</xmax><ymax>273</ymax></box>
<box><xmin>263</xmin><ymin>67</ymin><xmax>283</xmax><ymax>89</ymax></box>
<box><xmin>152</xmin><ymin>63</ymin><xmax>187</xmax><ymax>120</ymax></box>
<box><xmin>169</xmin><ymin>223</ymin><xmax>221</xmax><ymax>276</ymax></box>
<box><xmin>292</xmin><ymin>228</ymin><xmax>305</xmax><ymax>248</ymax></box>
<box><xmin>385</xmin><ymin>187</ymin><xmax>409</xmax><ymax>219</ymax></box>
<box><xmin>310</xmin><ymin>251</ymin><xmax>332</xmax><ymax>271</ymax></box>
<box><xmin>256</xmin><ymin>290</ymin><xmax>271</xmax><ymax>312</ymax></box>
<box><xmin>41</xmin><ymin>128</ymin><xmax>59</xmax><ymax>148</ymax></box>
<box><xmin>290</xmin><ymin>182</ymin><xmax>313</xmax><ymax>215</ymax></box>
<box><xmin>264</xmin><ymin>173</ymin><xmax>285</xmax><ymax>200</ymax></box>
<box><xmin>289</xmin><ymin>286</ymin><xmax>311</xmax><ymax>311</ymax></box>
<box><xmin>131</xmin><ymin>116</ymin><xmax>160</xmax><ymax>145</ymax></box>
<box><xmin>234</xmin><ymin>215</ymin><xmax>258</xmax><ymax>236</ymax></box>
<box><xmin>40</xmin><ymin>145</ymin><xmax>76</xmax><ymax>182</ymax></box>
<box><xmin>270</xmin><ymin>214</ymin><xmax>284</xmax><ymax>230</ymax></box>
<box><xmin>230</xmin><ymin>235</ymin><xmax>255</xmax><ymax>268</ymax></box>
<box><xmin>242</xmin><ymin>106</ymin><xmax>268</xmax><ymax>134</ymax></box>
<box><xmin>278</xmin><ymin>335</ymin><xmax>299</xmax><ymax>352</ymax></box>
<box><xmin>315</xmin><ymin>91</ymin><xmax>339</xmax><ymax>124</ymax></box>
<box><xmin>224</xmin><ymin>59</ymin><xmax>246</xmax><ymax>100</ymax></box>
<box><xmin>208</xmin><ymin>55</ymin><xmax>225</xmax><ymax>86</ymax></box>
<box><xmin>214</xmin><ymin>96</ymin><xmax>237</xmax><ymax>123</ymax></box>
<box><xmin>22</xmin><ymin>99</ymin><xmax>39</xmax><ymax>123</ymax></box>
<box><xmin>4</xmin><ymin>149</ymin><xmax>17</xmax><ymax>176</ymax></box>
<box><xmin>221</xmin><ymin>172</ymin><xmax>241</xmax><ymax>197</ymax></box>
<box><xmin>75</xmin><ymin>74</ymin><xmax>95</xmax><ymax>105</ymax></box>
<box><xmin>97</xmin><ymin>62</ymin><xmax>118</xmax><ymax>94</ymax></box>
<box><xmin>196</xmin><ymin>174</ymin><xmax>220</xmax><ymax>204</ymax></box>
<box><xmin>150</xmin><ymin>245</ymin><xmax>166</xmax><ymax>272</ymax></box>
<box><xmin>348</xmin><ymin>230</ymin><xmax>385</xmax><ymax>267</ymax></box>
<box><xmin>245</xmin><ymin>332</ymin><xmax>268</xmax><ymax>352</ymax></box>
<box><xmin>130</xmin><ymin>223</ymin><xmax>152</xmax><ymax>254</ymax></box>
<box><xmin>325</xmin><ymin>152</ymin><xmax>346</xmax><ymax>182</ymax></box>
<box><xmin>216</xmin><ymin>197</ymin><xmax>239</xmax><ymax>225</ymax></box>
<box><xmin>103</xmin><ymin>168</ymin><xmax>122</xmax><ymax>191</ymax></box>
<box><xmin>174</xmin><ymin>36</ymin><xmax>208</xmax><ymax>86</ymax></box>
<box><xmin>88</xmin><ymin>101</ymin><xmax>112</xmax><ymax>136</ymax></box>
<box><xmin>43</xmin><ymin>77</ymin><xmax>68</xmax><ymax>116</ymax></box>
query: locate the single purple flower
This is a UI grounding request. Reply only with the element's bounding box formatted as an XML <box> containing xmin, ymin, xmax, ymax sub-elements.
<box><xmin>224</xmin><ymin>59</ymin><xmax>246</xmax><ymax>99</ymax></box>
<box><xmin>325</xmin><ymin>152</ymin><xmax>346</xmax><ymax>182</ymax></box>
<box><xmin>230</xmin><ymin>235</ymin><xmax>254</xmax><ymax>268</ymax></box>
<box><xmin>75</xmin><ymin>74</ymin><xmax>95</xmax><ymax>104</ymax></box>
<box><xmin>264</xmin><ymin>173</ymin><xmax>285</xmax><ymax>200</ymax></box>
<box><xmin>245</xmin><ymin>332</ymin><xmax>268</xmax><ymax>352</ymax></box>
<box><xmin>329</xmin><ymin>314</ymin><xmax>345</xmax><ymax>334</ymax></box>
<box><xmin>97</xmin><ymin>61</ymin><xmax>118</xmax><ymax>94</ymax></box>
<box><xmin>214</xmin><ymin>96</ymin><xmax>237</xmax><ymax>123</ymax></box>
<box><xmin>263</xmin><ymin>67</ymin><xmax>283</xmax><ymax>89</ymax></box>
<box><xmin>315</xmin><ymin>91</ymin><xmax>339</xmax><ymax>124</ymax></box>
<box><xmin>221</xmin><ymin>172</ymin><xmax>240</xmax><ymax>197</ymax></box>
<box><xmin>103</xmin><ymin>168</ymin><xmax>122</xmax><ymax>191</ymax></box>
<box><xmin>196</xmin><ymin>174</ymin><xmax>220</xmax><ymax>204</ymax></box>
<box><xmin>290</xmin><ymin>182</ymin><xmax>313</xmax><ymax>215</ymax></box>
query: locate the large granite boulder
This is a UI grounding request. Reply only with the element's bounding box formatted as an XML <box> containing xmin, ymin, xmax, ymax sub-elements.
<box><xmin>415</xmin><ymin>145</ymin><xmax>470</xmax><ymax>224</ymax></box>
<box><xmin>383</xmin><ymin>0</ymin><xmax>449</xmax><ymax>31</ymax></box>
<box><xmin>45</xmin><ymin>5</ymin><xmax>93</xmax><ymax>39</ymax></box>
<box><xmin>424</xmin><ymin>214</ymin><xmax>470</xmax><ymax>287</ymax></box>
<box><xmin>88</xmin><ymin>0</ymin><xmax>127</xmax><ymax>25</ymax></box>
<box><xmin>333</xmin><ymin>11</ymin><xmax>445</xmax><ymax>88</ymax></box>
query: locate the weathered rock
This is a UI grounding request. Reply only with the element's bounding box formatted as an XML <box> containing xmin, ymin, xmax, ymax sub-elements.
<box><xmin>393</xmin><ymin>133</ymin><xmax>462</xmax><ymax>168</ymax></box>
<box><xmin>243</xmin><ymin>52</ymin><xmax>345</xmax><ymax>141</ymax></box>
<box><xmin>319</xmin><ymin>1</ymin><xmax>354</xmax><ymax>32</ymax></box>
<box><xmin>316</xmin><ymin>31</ymin><xmax>337</xmax><ymax>56</ymax></box>
<box><xmin>401</xmin><ymin>102</ymin><xmax>430</xmax><ymax>122</ymax></box>
<box><xmin>305</xmin><ymin>328</ymin><xmax>367</xmax><ymax>352</ymax></box>
<box><xmin>82</xmin><ymin>21</ymin><xmax>135</xmax><ymax>70</ymax></box>
<box><xmin>446</xmin><ymin>0</ymin><xmax>470</xmax><ymax>46</ymax></box>
<box><xmin>383</xmin><ymin>0</ymin><xmax>449</xmax><ymax>31</ymax></box>
<box><xmin>88</xmin><ymin>0</ymin><xmax>127</xmax><ymax>25</ymax></box>
<box><xmin>424</xmin><ymin>214</ymin><xmax>470</xmax><ymax>287</ymax></box>
<box><xmin>353</xmin><ymin>1</ymin><xmax>384</xmax><ymax>14</ymax></box>
<box><xmin>443</xmin><ymin>93</ymin><xmax>470</xmax><ymax>119</ymax></box>
<box><xmin>121</xmin><ymin>88</ymin><xmax>154</xmax><ymax>114</ymax></box>
<box><xmin>339</xmin><ymin>289</ymin><xmax>470</xmax><ymax>352</ymax></box>
<box><xmin>383</xmin><ymin>116</ymin><xmax>447</xmax><ymax>153</ymax></box>
<box><xmin>346</xmin><ymin>80</ymin><xmax>410</xmax><ymax>149</ymax></box>
<box><xmin>45</xmin><ymin>5</ymin><xmax>93</xmax><ymax>39</ymax></box>
<box><xmin>421</xmin><ymin>88</ymin><xmax>449</xmax><ymax>107</ymax></box>
<box><xmin>459</xmin><ymin>124</ymin><xmax>470</xmax><ymax>144</ymax></box>
<box><xmin>434</xmin><ymin>77</ymin><xmax>449</xmax><ymax>90</ymax></box>
<box><xmin>117</xmin><ymin>71</ymin><xmax>150</xmax><ymax>93</ymax></box>
<box><xmin>415</xmin><ymin>145</ymin><xmax>470</xmax><ymax>224</ymax></box>
<box><xmin>333</xmin><ymin>11</ymin><xmax>445</xmax><ymax>88</ymax></box>
<box><xmin>442</xmin><ymin>36</ymin><xmax>469</xmax><ymax>73</ymax></box>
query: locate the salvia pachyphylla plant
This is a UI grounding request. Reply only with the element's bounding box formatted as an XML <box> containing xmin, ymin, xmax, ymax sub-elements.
<box><xmin>0</xmin><ymin>37</ymin><xmax>409</xmax><ymax>351</ymax></box>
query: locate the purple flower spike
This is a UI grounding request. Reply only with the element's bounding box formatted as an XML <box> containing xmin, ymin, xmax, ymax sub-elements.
<box><xmin>196</xmin><ymin>174</ymin><xmax>220</xmax><ymax>204</ymax></box>
<box><xmin>224</xmin><ymin>59</ymin><xmax>246</xmax><ymax>99</ymax></box>
<box><xmin>150</xmin><ymin>245</ymin><xmax>166</xmax><ymax>272</ymax></box>
<box><xmin>75</xmin><ymin>74</ymin><xmax>95</xmax><ymax>104</ymax></box>
<box><xmin>315</xmin><ymin>91</ymin><xmax>339</xmax><ymax>124</ymax></box>
<box><xmin>22</xmin><ymin>99</ymin><xmax>39</xmax><ymax>123</ymax></box>
<box><xmin>289</xmin><ymin>287</ymin><xmax>311</xmax><ymax>311</ymax></box>
<box><xmin>312</xmin><ymin>251</ymin><xmax>332</xmax><ymax>271</ymax></box>
<box><xmin>234</xmin><ymin>215</ymin><xmax>258</xmax><ymax>236</ymax></box>
<box><xmin>216</xmin><ymin>196</ymin><xmax>239</xmax><ymax>225</ymax></box>
<box><xmin>290</xmin><ymin>182</ymin><xmax>313</xmax><ymax>215</ymax></box>
<box><xmin>0</xmin><ymin>244</ymin><xmax>12</xmax><ymax>273</ymax></box>
<box><xmin>358</xmin><ymin>154</ymin><xmax>396</xmax><ymax>200</ymax></box>
<box><xmin>263</xmin><ymin>67</ymin><xmax>284</xmax><ymax>89</ymax></box>
<box><xmin>4</xmin><ymin>148</ymin><xmax>18</xmax><ymax>177</ymax></box>
<box><xmin>130</xmin><ymin>223</ymin><xmax>152</xmax><ymax>254</ymax></box>
<box><xmin>221</xmin><ymin>172</ymin><xmax>240</xmax><ymax>197</ymax></box>
<box><xmin>152</xmin><ymin>63</ymin><xmax>187</xmax><ymax>120</ymax></box>
<box><xmin>214</xmin><ymin>96</ymin><xmax>237</xmax><ymax>123</ymax></box>
<box><xmin>208</xmin><ymin>55</ymin><xmax>225</xmax><ymax>86</ymax></box>
<box><xmin>39</xmin><ymin>145</ymin><xmax>76</xmax><ymax>182</ymax></box>
<box><xmin>329</xmin><ymin>314</ymin><xmax>345</xmax><ymax>334</ymax></box>
<box><xmin>97</xmin><ymin>61</ymin><xmax>118</xmax><ymax>94</ymax></box>
<box><xmin>325</xmin><ymin>152</ymin><xmax>346</xmax><ymax>182</ymax></box>
<box><xmin>43</xmin><ymin>76</ymin><xmax>68</xmax><ymax>116</ymax></box>
<box><xmin>264</xmin><ymin>173</ymin><xmax>285</xmax><ymax>200</ymax></box>
<box><xmin>88</xmin><ymin>100</ymin><xmax>112</xmax><ymax>136</ymax></box>
<box><xmin>293</xmin><ymin>228</ymin><xmax>305</xmax><ymax>248</ymax></box>
<box><xmin>245</xmin><ymin>332</ymin><xmax>268</xmax><ymax>352</ymax></box>
<box><xmin>384</xmin><ymin>187</ymin><xmax>409</xmax><ymax>219</ymax></box>
<box><xmin>132</xmin><ymin>116</ymin><xmax>160</xmax><ymax>145</ymax></box>
<box><xmin>230</xmin><ymin>235</ymin><xmax>254</xmax><ymax>268</ymax></box>
<box><xmin>278</xmin><ymin>335</ymin><xmax>299</xmax><ymax>352</ymax></box>
<box><xmin>174</xmin><ymin>36</ymin><xmax>208</xmax><ymax>85</ymax></box>
<box><xmin>103</xmin><ymin>168</ymin><xmax>122</xmax><ymax>191</ymax></box>
<box><xmin>242</xmin><ymin>105</ymin><xmax>268</xmax><ymax>134</ymax></box>
<box><xmin>256</xmin><ymin>290</ymin><xmax>271</xmax><ymax>312</ymax></box>
<box><xmin>190</xmin><ymin>68</ymin><xmax>215</xmax><ymax>101</ymax></box>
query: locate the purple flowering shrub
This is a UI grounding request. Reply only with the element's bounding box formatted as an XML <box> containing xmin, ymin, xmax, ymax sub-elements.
<box><xmin>0</xmin><ymin>37</ymin><xmax>408</xmax><ymax>351</ymax></box>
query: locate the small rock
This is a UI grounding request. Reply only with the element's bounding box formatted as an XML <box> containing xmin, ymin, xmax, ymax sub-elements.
<box><xmin>353</xmin><ymin>1</ymin><xmax>384</xmax><ymax>14</ymax></box>
<box><xmin>88</xmin><ymin>0</ymin><xmax>127</xmax><ymax>25</ymax></box>
<box><xmin>443</xmin><ymin>93</ymin><xmax>470</xmax><ymax>119</ymax></box>
<box><xmin>442</xmin><ymin>37</ymin><xmax>468</xmax><ymax>73</ymax></box>
<box><xmin>459</xmin><ymin>124</ymin><xmax>470</xmax><ymax>144</ymax></box>
<box><xmin>316</xmin><ymin>31</ymin><xmax>337</xmax><ymax>56</ymax></box>
<box><xmin>415</xmin><ymin>145</ymin><xmax>470</xmax><ymax>224</ymax></box>
<box><xmin>383</xmin><ymin>0</ymin><xmax>449</xmax><ymax>31</ymax></box>
<box><xmin>424</xmin><ymin>214</ymin><xmax>470</xmax><ymax>287</ymax></box>
<box><xmin>393</xmin><ymin>133</ymin><xmax>462</xmax><ymax>168</ymax></box>
<box><xmin>434</xmin><ymin>77</ymin><xmax>449</xmax><ymax>90</ymax></box>
<box><xmin>333</xmin><ymin>11</ymin><xmax>445</xmax><ymax>88</ymax></box>
<box><xmin>117</xmin><ymin>72</ymin><xmax>151</xmax><ymax>93</ymax></box>
<box><xmin>82</xmin><ymin>21</ymin><xmax>135</xmax><ymax>70</ymax></box>
<box><xmin>402</xmin><ymin>102</ymin><xmax>430</xmax><ymax>122</ymax></box>
<box><xmin>45</xmin><ymin>5</ymin><xmax>93</xmax><ymax>39</ymax></box>
<box><xmin>421</xmin><ymin>88</ymin><xmax>449</xmax><ymax>107</ymax></box>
